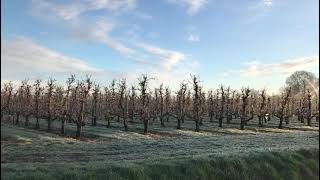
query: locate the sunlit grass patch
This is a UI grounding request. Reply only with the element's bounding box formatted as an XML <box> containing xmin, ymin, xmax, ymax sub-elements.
<box><xmin>208</xmin><ymin>127</ymin><xmax>258</xmax><ymax>135</ymax></box>
<box><xmin>288</xmin><ymin>125</ymin><xmax>320</xmax><ymax>131</ymax></box>
<box><xmin>174</xmin><ymin>129</ymin><xmax>213</xmax><ymax>136</ymax></box>
<box><xmin>1</xmin><ymin>134</ymin><xmax>32</xmax><ymax>146</ymax></box>
<box><xmin>250</xmin><ymin>127</ymin><xmax>294</xmax><ymax>133</ymax></box>
<box><xmin>14</xmin><ymin>136</ymin><xmax>33</xmax><ymax>144</ymax></box>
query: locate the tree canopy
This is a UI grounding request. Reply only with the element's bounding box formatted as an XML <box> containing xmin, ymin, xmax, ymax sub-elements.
<box><xmin>285</xmin><ymin>71</ymin><xmax>319</xmax><ymax>95</ymax></box>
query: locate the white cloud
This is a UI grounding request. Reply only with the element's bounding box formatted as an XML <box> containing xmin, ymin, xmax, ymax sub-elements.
<box><xmin>137</xmin><ymin>43</ymin><xmax>187</xmax><ymax>70</ymax></box>
<box><xmin>87</xmin><ymin>0</ymin><xmax>136</xmax><ymax>11</ymax></box>
<box><xmin>32</xmin><ymin>0</ymin><xmax>86</xmax><ymax>21</ymax></box>
<box><xmin>223</xmin><ymin>56</ymin><xmax>319</xmax><ymax>77</ymax></box>
<box><xmin>27</xmin><ymin>0</ymin><xmax>199</xmax><ymax>88</ymax></box>
<box><xmin>248</xmin><ymin>0</ymin><xmax>273</xmax><ymax>10</ymax></box>
<box><xmin>31</xmin><ymin>1</ymin><xmax>136</xmax><ymax>55</ymax></box>
<box><xmin>1</xmin><ymin>37</ymin><xmax>102</xmax><ymax>80</ymax></box>
<box><xmin>1</xmin><ymin>37</ymin><xmax>200</xmax><ymax>90</ymax></box>
<box><xmin>32</xmin><ymin>0</ymin><xmax>137</xmax><ymax>20</ymax></box>
<box><xmin>263</xmin><ymin>0</ymin><xmax>273</xmax><ymax>8</ymax></box>
<box><xmin>188</xmin><ymin>33</ymin><xmax>200</xmax><ymax>42</ymax></box>
<box><xmin>168</xmin><ymin>0</ymin><xmax>208</xmax><ymax>16</ymax></box>
<box><xmin>132</xmin><ymin>59</ymin><xmax>199</xmax><ymax>90</ymax></box>
<box><xmin>130</xmin><ymin>43</ymin><xmax>200</xmax><ymax>89</ymax></box>
<box><xmin>32</xmin><ymin>0</ymin><xmax>151</xmax><ymax>21</ymax></box>
<box><xmin>91</xmin><ymin>20</ymin><xmax>135</xmax><ymax>54</ymax></box>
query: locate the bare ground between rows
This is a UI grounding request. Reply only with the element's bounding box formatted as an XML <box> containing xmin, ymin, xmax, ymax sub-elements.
<box><xmin>1</xmin><ymin>119</ymin><xmax>183</xmax><ymax>140</ymax></box>
<box><xmin>1</xmin><ymin>120</ymin><xmax>111</xmax><ymax>141</ymax></box>
<box><xmin>1</xmin><ymin>131</ymin><xmax>319</xmax><ymax>163</ymax></box>
<box><xmin>2</xmin><ymin>115</ymin><xmax>319</xmax><ymax>142</ymax></box>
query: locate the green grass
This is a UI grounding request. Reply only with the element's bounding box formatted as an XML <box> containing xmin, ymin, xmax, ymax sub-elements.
<box><xmin>1</xmin><ymin>149</ymin><xmax>319</xmax><ymax>180</ymax></box>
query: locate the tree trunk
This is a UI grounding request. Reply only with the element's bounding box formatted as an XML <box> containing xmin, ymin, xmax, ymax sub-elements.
<box><xmin>35</xmin><ymin>117</ymin><xmax>40</xmax><ymax>129</ymax></box>
<box><xmin>25</xmin><ymin>115</ymin><xmax>29</xmax><ymax>127</ymax></box>
<box><xmin>195</xmin><ymin>120</ymin><xmax>200</xmax><ymax>132</ymax></box>
<box><xmin>258</xmin><ymin>116</ymin><xmax>262</xmax><ymax>127</ymax></box>
<box><xmin>15</xmin><ymin>114</ymin><xmax>20</xmax><ymax>125</ymax></box>
<box><xmin>123</xmin><ymin>118</ymin><xmax>128</xmax><ymax>131</ymax></box>
<box><xmin>160</xmin><ymin>116</ymin><xmax>165</xmax><ymax>127</ymax></box>
<box><xmin>177</xmin><ymin>118</ymin><xmax>181</xmax><ymax>129</ymax></box>
<box><xmin>76</xmin><ymin>124</ymin><xmax>82</xmax><ymax>139</ymax></box>
<box><xmin>218</xmin><ymin>117</ymin><xmax>222</xmax><ymax>127</ymax></box>
<box><xmin>226</xmin><ymin>115</ymin><xmax>232</xmax><ymax>124</ymax></box>
<box><xmin>240</xmin><ymin>118</ymin><xmax>244</xmax><ymax>130</ymax></box>
<box><xmin>278</xmin><ymin>116</ymin><xmax>283</xmax><ymax>129</ymax></box>
<box><xmin>107</xmin><ymin>118</ymin><xmax>110</xmax><ymax>128</ymax></box>
<box><xmin>307</xmin><ymin>117</ymin><xmax>311</xmax><ymax>126</ymax></box>
<box><xmin>61</xmin><ymin>119</ymin><xmax>66</xmax><ymax>135</ymax></box>
<box><xmin>47</xmin><ymin>118</ymin><xmax>52</xmax><ymax>132</ymax></box>
<box><xmin>10</xmin><ymin>115</ymin><xmax>14</xmax><ymax>124</ymax></box>
<box><xmin>299</xmin><ymin>114</ymin><xmax>304</xmax><ymax>123</ymax></box>
<box><xmin>92</xmin><ymin>116</ymin><xmax>97</xmax><ymax>126</ymax></box>
<box><xmin>143</xmin><ymin>120</ymin><xmax>148</xmax><ymax>134</ymax></box>
<box><xmin>307</xmin><ymin>98</ymin><xmax>312</xmax><ymax>126</ymax></box>
<box><xmin>68</xmin><ymin>117</ymin><xmax>72</xmax><ymax>123</ymax></box>
<box><xmin>129</xmin><ymin>112</ymin><xmax>134</xmax><ymax>122</ymax></box>
<box><xmin>285</xmin><ymin>117</ymin><xmax>289</xmax><ymax>124</ymax></box>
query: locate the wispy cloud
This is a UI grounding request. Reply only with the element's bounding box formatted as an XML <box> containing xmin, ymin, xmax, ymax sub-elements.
<box><xmin>32</xmin><ymin>0</ymin><xmax>137</xmax><ymax>21</ymax></box>
<box><xmin>87</xmin><ymin>0</ymin><xmax>136</xmax><ymax>11</ymax></box>
<box><xmin>132</xmin><ymin>58</ymin><xmax>200</xmax><ymax>90</ymax></box>
<box><xmin>32</xmin><ymin>0</ymin><xmax>136</xmax><ymax>55</ymax></box>
<box><xmin>168</xmin><ymin>0</ymin><xmax>208</xmax><ymax>16</ymax></box>
<box><xmin>131</xmin><ymin>11</ymin><xmax>153</xmax><ymax>20</ymax></box>
<box><xmin>32</xmin><ymin>0</ymin><xmax>85</xmax><ymax>21</ymax></box>
<box><xmin>27</xmin><ymin>0</ymin><xmax>199</xmax><ymax>87</ymax></box>
<box><xmin>247</xmin><ymin>0</ymin><xmax>273</xmax><ymax>23</ymax></box>
<box><xmin>89</xmin><ymin>20</ymin><xmax>135</xmax><ymax>54</ymax></box>
<box><xmin>223</xmin><ymin>56</ymin><xmax>319</xmax><ymax>77</ymax></box>
<box><xmin>1</xmin><ymin>37</ymin><xmax>102</xmax><ymax>80</ymax></box>
<box><xmin>32</xmin><ymin>0</ymin><xmax>151</xmax><ymax>21</ymax></box>
<box><xmin>1</xmin><ymin>37</ymin><xmax>199</xmax><ymax>90</ymax></box>
<box><xmin>131</xmin><ymin>43</ymin><xmax>200</xmax><ymax>89</ymax></box>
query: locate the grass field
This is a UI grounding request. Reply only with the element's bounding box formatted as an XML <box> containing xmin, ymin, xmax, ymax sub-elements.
<box><xmin>1</xmin><ymin>116</ymin><xmax>319</xmax><ymax>179</ymax></box>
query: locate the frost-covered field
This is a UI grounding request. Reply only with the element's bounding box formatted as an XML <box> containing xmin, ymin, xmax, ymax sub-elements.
<box><xmin>1</xmin><ymin>117</ymin><xmax>319</xmax><ymax>165</ymax></box>
<box><xmin>1</xmin><ymin>117</ymin><xmax>319</xmax><ymax>179</ymax></box>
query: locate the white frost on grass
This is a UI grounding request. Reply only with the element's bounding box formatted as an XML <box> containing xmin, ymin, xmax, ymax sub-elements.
<box><xmin>1</xmin><ymin>117</ymin><xmax>319</xmax><ymax>165</ymax></box>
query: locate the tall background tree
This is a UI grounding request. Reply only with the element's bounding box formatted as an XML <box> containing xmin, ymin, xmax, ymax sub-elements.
<box><xmin>286</xmin><ymin>71</ymin><xmax>319</xmax><ymax>124</ymax></box>
<box><xmin>286</xmin><ymin>71</ymin><xmax>319</xmax><ymax>95</ymax></box>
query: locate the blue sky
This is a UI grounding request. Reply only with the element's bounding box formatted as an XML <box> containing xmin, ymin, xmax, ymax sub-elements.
<box><xmin>1</xmin><ymin>0</ymin><xmax>319</xmax><ymax>93</ymax></box>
